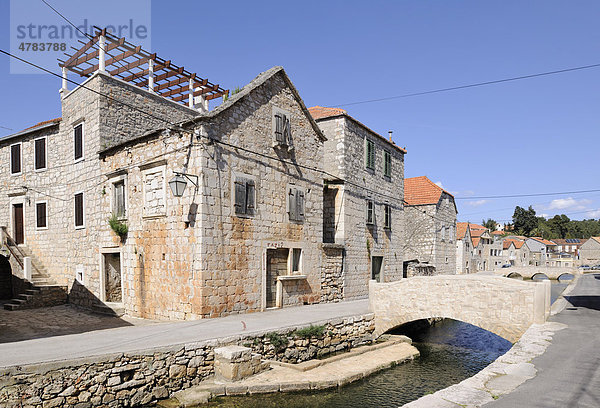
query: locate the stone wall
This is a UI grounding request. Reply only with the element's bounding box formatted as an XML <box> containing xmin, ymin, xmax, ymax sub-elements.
<box><xmin>579</xmin><ymin>238</ymin><xmax>600</xmax><ymax>264</ymax></box>
<box><xmin>321</xmin><ymin>244</ymin><xmax>344</xmax><ymax>302</ymax></box>
<box><xmin>0</xmin><ymin>314</ymin><xmax>374</xmax><ymax>408</ymax></box>
<box><xmin>369</xmin><ymin>275</ymin><xmax>551</xmax><ymax>342</ymax></box>
<box><xmin>317</xmin><ymin>116</ymin><xmax>405</xmax><ymax>300</ymax></box>
<box><xmin>403</xmin><ymin>193</ymin><xmax>457</xmax><ymax>276</ymax></box>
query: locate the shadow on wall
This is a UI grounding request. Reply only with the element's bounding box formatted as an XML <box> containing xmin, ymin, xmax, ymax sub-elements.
<box><xmin>0</xmin><ymin>255</ymin><xmax>12</xmax><ymax>299</ymax></box>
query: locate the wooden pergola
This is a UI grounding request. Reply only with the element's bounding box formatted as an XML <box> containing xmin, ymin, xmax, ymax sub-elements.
<box><xmin>59</xmin><ymin>28</ymin><xmax>229</xmax><ymax>109</ymax></box>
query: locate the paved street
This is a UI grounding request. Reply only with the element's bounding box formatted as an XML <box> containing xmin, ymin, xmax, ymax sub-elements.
<box><xmin>488</xmin><ymin>273</ymin><xmax>600</xmax><ymax>408</ymax></box>
<box><xmin>0</xmin><ymin>299</ymin><xmax>369</xmax><ymax>368</ymax></box>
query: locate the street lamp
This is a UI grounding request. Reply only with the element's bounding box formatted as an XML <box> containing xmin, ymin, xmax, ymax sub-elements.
<box><xmin>168</xmin><ymin>172</ymin><xmax>199</xmax><ymax>197</ymax></box>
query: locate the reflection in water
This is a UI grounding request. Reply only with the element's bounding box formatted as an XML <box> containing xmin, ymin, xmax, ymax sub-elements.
<box><xmin>194</xmin><ymin>281</ymin><xmax>569</xmax><ymax>408</ymax></box>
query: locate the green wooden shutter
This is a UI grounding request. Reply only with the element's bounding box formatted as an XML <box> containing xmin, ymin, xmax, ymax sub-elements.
<box><xmin>297</xmin><ymin>190</ymin><xmax>305</xmax><ymax>221</ymax></box>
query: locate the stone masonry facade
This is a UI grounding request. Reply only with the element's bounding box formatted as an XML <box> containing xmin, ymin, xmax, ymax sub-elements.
<box><xmin>313</xmin><ymin>109</ymin><xmax>405</xmax><ymax>300</ymax></box>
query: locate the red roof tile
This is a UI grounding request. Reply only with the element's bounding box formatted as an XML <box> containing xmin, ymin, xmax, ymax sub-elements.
<box><xmin>22</xmin><ymin>117</ymin><xmax>61</xmax><ymax>131</ymax></box>
<box><xmin>404</xmin><ymin>176</ymin><xmax>454</xmax><ymax>206</ymax></box>
<box><xmin>307</xmin><ymin>106</ymin><xmax>347</xmax><ymax>120</ymax></box>
<box><xmin>530</xmin><ymin>237</ymin><xmax>557</xmax><ymax>246</ymax></box>
<box><xmin>457</xmin><ymin>222</ymin><xmax>469</xmax><ymax>240</ymax></box>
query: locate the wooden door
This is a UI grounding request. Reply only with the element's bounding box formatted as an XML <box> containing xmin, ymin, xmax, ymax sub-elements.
<box><xmin>13</xmin><ymin>204</ymin><xmax>24</xmax><ymax>245</ymax></box>
<box><xmin>266</xmin><ymin>248</ymin><xmax>288</xmax><ymax>308</ymax></box>
<box><xmin>104</xmin><ymin>253</ymin><xmax>122</xmax><ymax>302</ymax></box>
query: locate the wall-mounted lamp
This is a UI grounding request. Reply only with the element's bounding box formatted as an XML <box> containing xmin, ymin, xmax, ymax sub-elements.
<box><xmin>168</xmin><ymin>172</ymin><xmax>199</xmax><ymax>197</ymax></box>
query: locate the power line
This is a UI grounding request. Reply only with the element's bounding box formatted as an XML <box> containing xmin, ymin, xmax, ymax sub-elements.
<box><xmin>454</xmin><ymin>189</ymin><xmax>600</xmax><ymax>200</ymax></box>
<box><xmin>0</xmin><ymin>125</ymin><xmax>13</xmax><ymax>131</ymax></box>
<box><xmin>336</xmin><ymin>63</ymin><xmax>600</xmax><ymax>107</ymax></box>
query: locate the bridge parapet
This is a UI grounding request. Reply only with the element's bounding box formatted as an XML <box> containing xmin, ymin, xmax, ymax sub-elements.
<box><xmin>369</xmin><ymin>275</ymin><xmax>550</xmax><ymax>343</ymax></box>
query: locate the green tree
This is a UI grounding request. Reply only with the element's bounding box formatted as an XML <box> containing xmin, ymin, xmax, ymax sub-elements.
<box><xmin>482</xmin><ymin>218</ymin><xmax>498</xmax><ymax>231</ymax></box>
<box><xmin>512</xmin><ymin>206</ymin><xmax>538</xmax><ymax>236</ymax></box>
<box><xmin>547</xmin><ymin>214</ymin><xmax>570</xmax><ymax>239</ymax></box>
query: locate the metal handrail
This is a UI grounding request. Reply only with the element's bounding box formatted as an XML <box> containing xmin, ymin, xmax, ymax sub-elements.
<box><xmin>3</xmin><ymin>231</ymin><xmax>44</xmax><ymax>277</ymax></box>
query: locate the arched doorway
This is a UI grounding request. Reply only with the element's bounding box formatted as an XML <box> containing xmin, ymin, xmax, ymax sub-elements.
<box><xmin>0</xmin><ymin>256</ymin><xmax>12</xmax><ymax>299</ymax></box>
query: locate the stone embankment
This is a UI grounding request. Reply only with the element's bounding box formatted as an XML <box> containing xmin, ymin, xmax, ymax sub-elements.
<box><xmin>0</xmin><ymin>314</ymin><xmax>374</xmax><ymax>408</ymax></box>
<box><xmin>166</xmin><ymin>335</ymin><xmax>419</xmax><ymax>407</ymax></box>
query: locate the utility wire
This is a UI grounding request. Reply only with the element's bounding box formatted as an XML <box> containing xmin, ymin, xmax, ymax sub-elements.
<box><xmin>0</xmin><ymin>125</ymin><xmax>13</xmax><ymax>131</ymax></box>
<box><xmin>455</xmin><ymin>189</ymin><xmax>600</xmax><ymax>200</ymax></box>
<box><xmin>336</xmin><ymin>63</ymin><xmax>600</xmax><ymax>107</ymax></box>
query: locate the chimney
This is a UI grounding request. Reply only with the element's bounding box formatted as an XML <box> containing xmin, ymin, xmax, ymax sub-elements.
<box><xmin>388</xmin><ymin>130</ymin><xmax>393</xmax><ymax>142</ymax></box>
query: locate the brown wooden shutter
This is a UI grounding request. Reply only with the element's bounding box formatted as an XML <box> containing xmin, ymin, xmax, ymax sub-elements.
<box><xmin>35</xmin><ymin>138</ymin><xmax>46</xmax><ymax>170</ymax></box>
<box><xmin>36</xmin><ymin>202</ymin><xmax>47</xmax><ymax>228</ymax></box>
<box><xmin>246</xmin><ymin>180</ymin><xmax>255</xmax><ymax>215</ymax></box>
<box><xmin>288</xmin><ymin>188</ymin><xmax>297</xmax><ymax>220</ymax></box>
<box><xmin>274</xmin><ymin>113</ymin><xmax>284</xmax><ymax>143</ymax></box>
<box><xmin>283</xmin><ymin>115</ymin><xmax>291</xmax><ymax>145</ymax></box>
<box><xmin>74</xmin><ymin>193</ymin><xmax>84</xmax><ymax>227</ymax></box>
<box><xmin>10</xmin><ymin>144</ymin><xmax>21</xmax><ymax>174</ymax></box>
<box><xmin>234</xmin><ymin>180</ymin><xmax>246</xmax><ymax>214</ymax></box>
<box><xmin>297</xmin><ymin>190</ymin><xmax>305</xmax><ymax>221</ymax></box>
<box><xmin>74</xmin><ymin>124</ymin><xmax>83</xmax><ymax>160</ymax></box>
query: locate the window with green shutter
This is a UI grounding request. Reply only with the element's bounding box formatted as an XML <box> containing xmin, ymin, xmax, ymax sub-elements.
<box><xmin>366</xmin><ymin>199</ymin><xmax>374</xmax><ymax>225</ymax></box>
<box><xmin>384</xmin><ymin>150</ymin><xmax>391</xmax><ymax>178</ymax></box>
<box><xmin>384</xmin><ymin>204</ymin><xmax>391</xmax><ymax>229</ymax></box>
<box><xmin>365</xmin><ymin>139</ymin><xmax>375</xmax><ymax>170</ymax></box>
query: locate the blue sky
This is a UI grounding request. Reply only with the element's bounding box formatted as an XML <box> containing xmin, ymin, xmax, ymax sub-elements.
<box><xmin>1</xmin><ymin>1</ymin><xmax>599</xmax><ymax>225</ymax></box>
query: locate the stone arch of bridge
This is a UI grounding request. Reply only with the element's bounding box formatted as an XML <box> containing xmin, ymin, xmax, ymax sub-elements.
<box><xmin>382</xmin><ymin>313</ymin><xmax>511</xmax><ymax>341</ymax></box>
<box><xmin>507</xmin><ymin>272</ymin><xmax>523</xmax><ymax>279</ymax></box>
<box><xmin>557</xmin><ymin>272</ymin><xmax>575</xmax><ymax>281</ymax></box>
<box><xmin>531</xmin><ymin>272</ymin><xmax>550</xmax><ymax>281</ymax></box>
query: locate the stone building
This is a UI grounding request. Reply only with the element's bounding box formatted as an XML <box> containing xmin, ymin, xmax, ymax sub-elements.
<box><xmin>503</xmin><ymin>239</ymin><xmax>531</xmax><ymax>267</ymax></box>
<box><xmin>456</xmin><ymin>222</ymin><xmax>473</xmax><ymax>274</ymax></box>
<box><xmin>308</xmin><ymin>106</ymin><xmax>406</xmax><ymax>299</ymax></box>
<box><xmin>551</xmin><ymin>238</ymin><xmax>587</xmax><ymax>259</ymax></box>
<box><xmin>526</xmin><ymin>237</ymin><xmax>558</xmax><ymax>267</ymax></box>
<box><xmin>403</xmin><ymin>176</ymin><xmax>457</xmax><ymax>276</ymax></box>
<box><xmin>579</xmin><ymin>237</ymin><xmax>600</xmax><ymax>265</ymax></box>
<box><xmin>0</xmin><ymin>31</ymin><xmax>330</xmax><ymax>319</ymax></box>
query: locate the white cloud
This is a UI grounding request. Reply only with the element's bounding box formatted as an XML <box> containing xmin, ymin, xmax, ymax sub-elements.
<box><xmin>546</xmin><ymin>197</ymin><xmax>592</xmax><ymax>211</ymax></box>
<box><xmin>586</xmin><ymin>209</ymin><xmax>600</xmax><ymax>218</ymax></box>
<box><xmin>434</xmin><ymin>181</ymin><xmax>444</xmax><ymax>188</ymax></box>
<box><xmin>466</xmin><ymin>199</ymin><xmax>489</xmax><ymax>207</ymax></box>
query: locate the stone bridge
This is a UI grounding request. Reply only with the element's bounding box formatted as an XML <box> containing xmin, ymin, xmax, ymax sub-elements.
<box><xmin>494</xmin><ymin>266</ymin><xmax>578</xmax><ymax>281</ymax></box>
<box><xmin>369</xmin><ymin>275</ymin><xmax>551</xmax><ymax>343</ymax></box>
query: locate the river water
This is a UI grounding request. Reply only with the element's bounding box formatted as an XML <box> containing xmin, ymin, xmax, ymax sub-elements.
<box><xmin>200</xmin><ymin>278</ymin><xmax>571</xmax><ymax>408</ymax></box>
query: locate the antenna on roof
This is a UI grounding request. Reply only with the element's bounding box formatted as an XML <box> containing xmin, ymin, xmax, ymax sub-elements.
<box><xmin>388</xmin><ymin>130</ymin><xmax>393</xmax><ymax>141</ymax></box>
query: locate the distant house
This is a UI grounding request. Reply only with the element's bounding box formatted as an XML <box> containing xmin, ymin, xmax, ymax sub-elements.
<box><xmin>403</xmin><ymin>176</ymin><xmax>457</xmax><ymax>275</ymax></box>
<box><xmin>551</xmin><ymin>238</ymin><xmax>587</xmax><ymax>259</ymax></box>
<box><xmin>526</xmin><ymin>237</ymin><xmax>558</xmax><ymax>266</ymax></box>
<box><xmin>579</xmin><ymin>237</ymin><xmax>600</xmax><ymax>265</ymax></box>
<box><xmin>503</xmin><ymin>239</ymin><xmax>531</xmax><ymax>267</ymax></box>
<box><xmin>456</xmin><ymin>222</ymin><xmax>473</xmax><ymax>274</ymax></box>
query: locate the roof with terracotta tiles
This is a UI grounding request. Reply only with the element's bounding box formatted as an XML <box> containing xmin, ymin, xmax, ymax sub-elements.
<box><xmin>530</xmin><ymin>237</ymin><xmax>557</xmax><ymax>246</ymax></box>
<box><xmin>308</xmin><ymin>106</ymin><xmax>407</xmax><ymax>154</ymax></box>
<box><xmin>22</xmin><ymin>117</ymin><xmax>62</xmax><ymax>131</ymax></box>
<box><xmin>491</xmin><ymin>231</ymin><xmax>504</xmax><ymax>236</ymax></box>
<box><xmin>472</xmin><ymin>237</ymin><xmax>481</xmax><ymax>247</ymax></box>
<box><xmin>457</xmin><ymin>222</ymin><xmax>469</xmax><ymax>240</ymax></box>
<box><xmin>404</xmin><ymin>176</ymin><xmax>455</xmax><ymax>206</ymax></box>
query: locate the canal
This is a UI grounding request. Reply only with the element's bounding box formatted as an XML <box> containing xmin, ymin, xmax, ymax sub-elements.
<box><xmin>199</xmin><ymin>278</ymin><xmax>572</xmax><ymax>408</ymax></box>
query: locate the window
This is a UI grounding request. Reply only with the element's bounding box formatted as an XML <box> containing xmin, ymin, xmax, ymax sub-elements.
<box><xmin>10</xmin><ymin>143</ymin><xmax>21</xmax><ymax>175</ymax></box>
<box><xmin>74</xmin><ymin>192</ymin><xmax>84</xmax><ymax>228</ymax></box>
<box><xmin>384</xmin><ymin>150</ymin><xmax>391</xmax><ymax>178</ymax></box>
<box><xmin>365</xmin><ymin>139</ymin><xmax>375</xmax><ymax>170</ymax></box>
<box><xmin>366</xmin><ymin>199</ymin><xmax>374</xmax><ymax>225</ymax></box>
<box><xmin>113</xmin><ymin>180</ymin><xmax>126</xmax><ymax>218</ymax></box>
<box><xmin>291</xmin><ymin>248</ymin><xmax>302</xmax><ymax>274</ymax></box>
<box><xmin>142</xmin><ymin>165</ymin><xmax>166</xmax><ymax>217</ymax></box>
<box><xmin>288</xmin><ymin>186</ymin><xmax>305</xmax><ymax>222</ymax></box>
<box><xmin>74</xmin><ymin>123</ymin><xmax>84</xmax><ymax>161</ymax></box>
<box><xmin>441</xmin><ymin>225</ymin><xmax>446</xmax><ymax>240</ymax></box>
<box><xmin>234</xmin><ymin>177</ymin><xmax>256</xmax><ymax>216</ymax></box>
<box><xmin>36</xmin><ymin>201</ymin><xmax>47</xmax><ymax>229</ymax></box>
<box><xmin>34</xmin><ymin>137</ymin><xmax>46</xmax><ymax>170</ymax></box>
<box><xmin>273</xmin><ymin>108</ymin><xmax>292</xmax><ymax>147</ymax></box>
<box><xmin>76</xmin><ymin>264</ymin><xmax>84</xmax><ymax>283</ymax></box>
<box><xmin>384</xmin><ymin>204</ymin><xmax>391</xmax><ymax>229</ymax></box>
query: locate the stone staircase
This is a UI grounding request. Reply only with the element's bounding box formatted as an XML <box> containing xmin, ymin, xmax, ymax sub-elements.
<box><xmin>3</xmin><ymin>240</ymin><xmax>67</xmax><ymax>311</ymax></box>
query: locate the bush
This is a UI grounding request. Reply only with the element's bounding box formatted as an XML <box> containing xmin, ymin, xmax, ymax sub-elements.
<box><xmin>293</xmin><ymin>325</ymin><xmax>325</xmax><ymax>339</ymax></box>
<box><xmin>108</xmin><ymin>214</ymin><xmax>128</xmax><ymax>237</ymax></box>
<box><xmin>266</xmin><ymin>332</ymin><xmax>289</xmax><ymax>351</ymax></box>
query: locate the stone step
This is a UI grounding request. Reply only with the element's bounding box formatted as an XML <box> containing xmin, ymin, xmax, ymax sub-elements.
<box><xmin>3</xmin><ymin>303</ymin><xmax>21</xmax><ymax>311</ymax></box>
<box><xmin>25</xmin><ymin>289</ymin><xmax>40</xmax><ymax>295</ymax></box>
<box><xmin>17</xmin><ymin>294</ymin><xmax>33</xmax><ymax>301</ymax></box>
<box><xmin>92</xmin><ymin>302</ymin><xmax>125</xmax><ymax>317</ymax></box>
